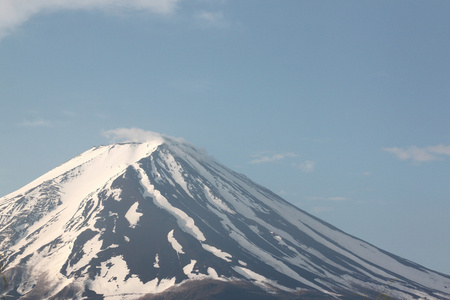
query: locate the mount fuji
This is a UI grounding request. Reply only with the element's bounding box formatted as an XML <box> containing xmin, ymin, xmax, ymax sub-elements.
<box><xmin>1</xmin><ymin>133</ymin><xmax>449</xmax><ymax>299</ymax></box>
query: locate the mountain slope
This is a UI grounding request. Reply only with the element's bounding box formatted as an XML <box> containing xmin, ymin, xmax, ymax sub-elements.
<box><xmin>1</xmin><ymin>135</ymin><xmax>449</xmax><ymax>299</ymax></box>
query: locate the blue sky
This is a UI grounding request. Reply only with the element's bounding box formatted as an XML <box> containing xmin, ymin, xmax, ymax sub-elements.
<box><xmin>1</xmin><ymin>1</ymin><xmax>449</xmax><ymax>275</ymax></box>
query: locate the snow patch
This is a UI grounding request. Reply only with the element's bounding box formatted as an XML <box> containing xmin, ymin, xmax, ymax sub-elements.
<box><xmin>238</xmin><ymin>260</ymin><xmax>247</xmax><ymax>266</ymax></box>
<box><xmin>203</xmin><ymin>185</ymin><xmax>235</xmax><ymax>214</ymax></box>
<box><xmin>161</xmin><ymin>151</ymin><xmax>193</xmax><ymax>198</ymax></box>
<box><xmin>207</xmin><ymin>267</ymin><xmax>219</xmax><ymax>279</ymax></box>
<box><xmin>125</xmin><ymin>202</ymin><xmax>142</xmax><ymax>228</ymax></box>
<box><xmin>233</xmin><ymin>266</ymin><xmax>293</xmax><ymax>292</ymax></box>
<box><xmin>183</xmin><ymin>260</ymin><xmax>198</xmax><ymax>279</ymax></box>
<box><xmin>183</xmin><ymin>260</ymin><xmax>222</xmax><ymax>281</ymax></box>
<box><xmin>153</xmin><ymin>254</ymin><xmax>160</xmax><ymax>268</ymax></box>
<box><xmin>108</xmin><ymin>188</ymin><xmax>122</xmax><ymax>202</ymax></box>
<box><xmin>66</xmin><ymin>233</ymin><xmax>102</xmax><ymax>275</ymax></box>
<box><xmin>202</xmin><ymin>244</ymin><xmax>232</xmax><ymax>262</ymax></box>
<box><xmin>91</xmin><ymin>255</ymin><xmax>176</xmax><ymax>297</ymax></box>
<box><xmin>168</xmin><ymin>229</ymin><xmax>184</xmax><ymax>256</ymax></box>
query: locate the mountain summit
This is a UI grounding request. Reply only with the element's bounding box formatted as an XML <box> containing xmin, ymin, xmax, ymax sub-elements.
<box><xmin>1</xmin><ymin>135</ymin><xmax>449</xmax><ymax>299</ymax></box>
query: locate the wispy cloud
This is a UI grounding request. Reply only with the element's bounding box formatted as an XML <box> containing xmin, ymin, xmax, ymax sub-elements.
<box><xmin>0</xmin><ymin>0</ymin><xmax>181</xmax><ymax>40</ymax></box>
<box><xmin>426</xmin><ymin>144</ymin><xmax>450</xmax><ymax>156</ymax></box>
<box><xmin>18</xmin><ymin>117</ymin><xmax>51</xmax><ymax>128</ymax></box>
<box><xmin>295</xmin><ymin>160</ymin><xmax>316</xmax><ymax>173</ymax></box>
<box><xmin>383</xmin><ymin>144</ymin><xmax>450</xmax><ymax>163</ymax></box>
<box><xmin>102</xmin><ymin>128</ymin><xmax>164</xmax><ymax>143</ymax></box>
<box><xmin>249</xmin><ymin>152</ymin><xmax>297</xmax><ymax>164</ymax></box>
<box><xmin>195</xmin><ymin>10</ymin><xmax>228</xmax><ymax>28</ymax></box>
<box><xmin>249</xmin><ymin>152</ymin><xmax>316</xmax><ymax>173</ymax></box>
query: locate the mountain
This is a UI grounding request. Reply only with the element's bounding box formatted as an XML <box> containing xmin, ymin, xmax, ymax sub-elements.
<box><xmin>0</xmin><ymin>134</ymin><xmax>449</xmax><ymax>299</ymax></box>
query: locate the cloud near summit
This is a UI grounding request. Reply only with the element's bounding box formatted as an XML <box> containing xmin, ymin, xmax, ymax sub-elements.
<box><xmin>0</xmin><ymin>0</ymin><xmax>180</xmax><ymax>39</ymax></box>
<box><xmin>103</xmin><ymin>128</ymin><xmax>164</xmax><ymax>143</ymax></box>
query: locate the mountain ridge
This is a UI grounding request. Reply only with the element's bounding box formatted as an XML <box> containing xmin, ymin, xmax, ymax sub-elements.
<box><xmin>1</xmin><ymin>137</ymin><xmax>449</xmax><ymax>299</ymax></box>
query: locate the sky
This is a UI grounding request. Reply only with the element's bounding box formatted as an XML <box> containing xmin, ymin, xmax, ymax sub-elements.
<box><xmin>1</xmin><ymin>0</ymin><xmax>449</xmax><ymax>275</ymax></box>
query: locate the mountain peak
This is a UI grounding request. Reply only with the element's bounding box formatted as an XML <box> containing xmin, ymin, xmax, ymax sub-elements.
<box><xmin>1</xmin><ymin>135</ymin><xmax>450</xmax><ymax>299</ymax></box>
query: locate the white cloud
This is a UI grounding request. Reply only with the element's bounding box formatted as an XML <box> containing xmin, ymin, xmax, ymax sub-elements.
<box><xmin>249</xmin><ymin>152</ymin><xmax>297</xmax><ymax>164</ymax></box>
<box><xmin>102</xmin><ymin>127</ymin><xmax>164</xmax><ymax>143</ymax></box>
<box><xmin>18</xmin><ymin>117</ymin><xmax>51</xmax><ymax>127</ymax></box>
<box><xmin>383</xmin><ymin>144</ymin><xmax>450</xmax><ymax>163</ymax></box>
<box><xmin>426</xmin><ymin>144</ymin><xmax>450</xmax><ymax>156</ymax></box>
<box><xmin>296</xmin><ymin>160</ymin><xmax>315</xmax><ymax>173</ymax></box>
<box><xmin>0</xmin><ymin>0</ymin><xmax>181</xmax><ymax>40</ymax></box>
<box><xmin>195</xmin><ymin>10</ymin><xmax>228</xmax><ymax>28</ymax></box>
<box><xmin>197</xmin><ymin>11</ymin><xmax>222</xmax><ymax>22</ymax></box>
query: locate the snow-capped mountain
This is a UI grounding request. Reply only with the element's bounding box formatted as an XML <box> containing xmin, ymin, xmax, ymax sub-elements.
<box><xmin>1</xmin><ymin>134</ymin><xmax>449</xmax><ymax>299</ymax></box>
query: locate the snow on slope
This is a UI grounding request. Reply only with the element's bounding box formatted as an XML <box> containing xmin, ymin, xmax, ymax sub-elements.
<box><xmin>133</xmin><ymin>163</ymin><xmax>206</xmax><ymax>241</ymax></box>
<box><xmin>0</xmin><ymin>141</ymin><xmax>163</xmax><ymax>294</ymax></box>
<box><xmin>159</xmin><ymin>140</ymin><xmax>450</xmax><ymax>298</ymax></box>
